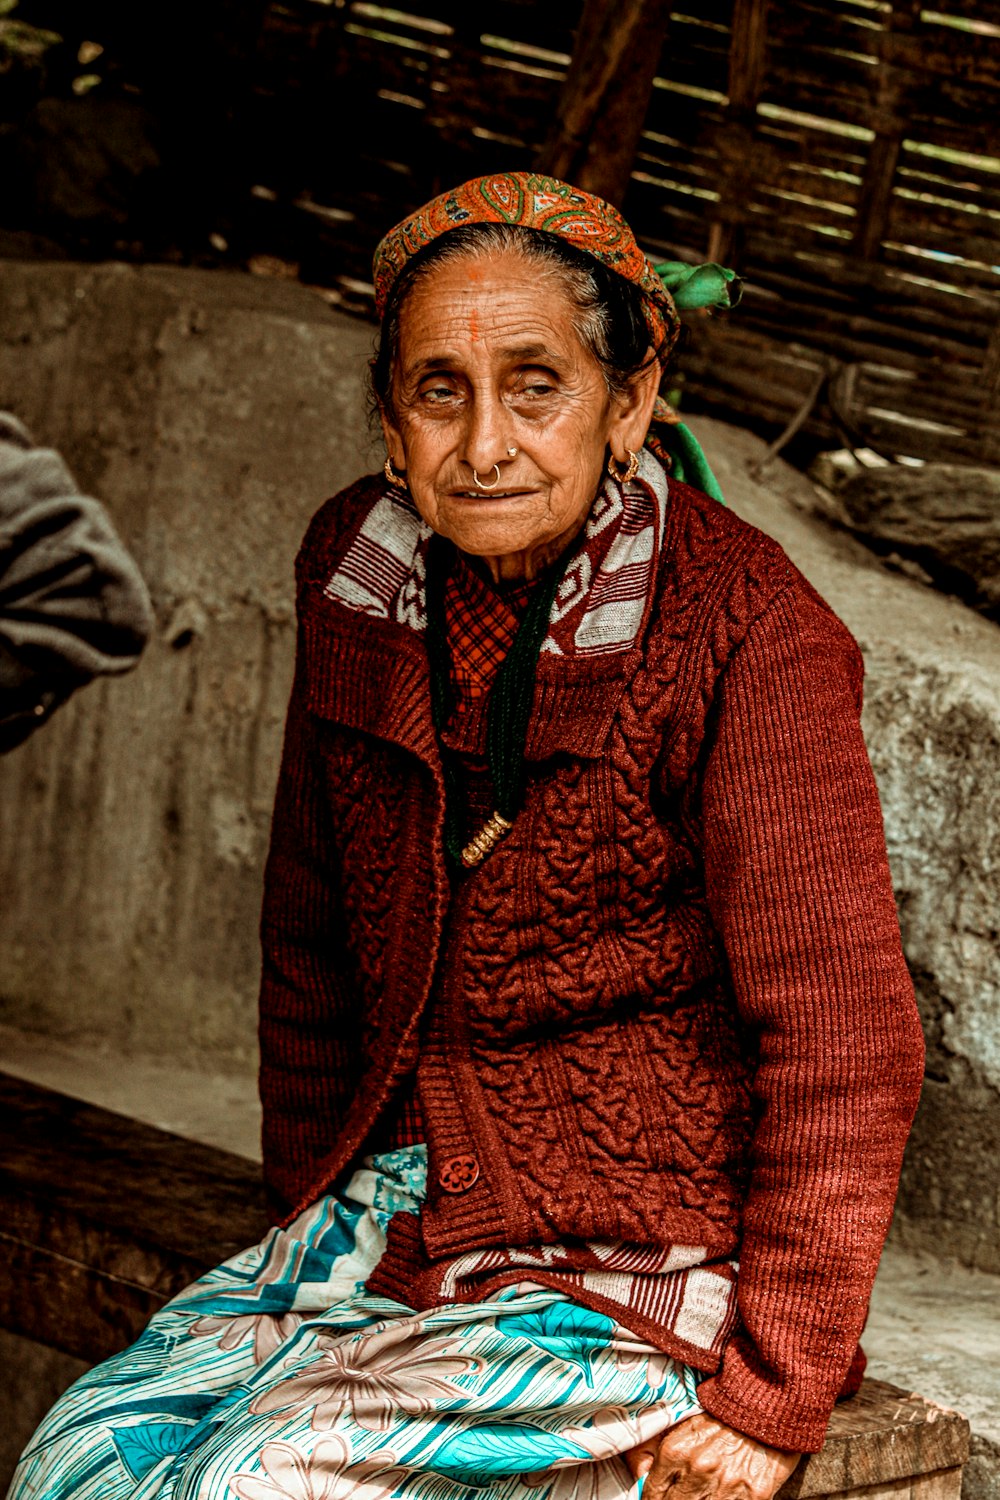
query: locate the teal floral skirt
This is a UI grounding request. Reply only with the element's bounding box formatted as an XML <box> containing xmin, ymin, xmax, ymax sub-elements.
<box><xmin>9</xmin><ymin>1146</ymin><xmax>701</xmax><ymax>1500</ymax></box>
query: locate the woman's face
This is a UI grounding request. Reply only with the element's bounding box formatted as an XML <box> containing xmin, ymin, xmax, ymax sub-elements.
<box><xmin>380</xmin><ymin>250</ymin><xmax>659</xmax><ymax>582</ymax></box>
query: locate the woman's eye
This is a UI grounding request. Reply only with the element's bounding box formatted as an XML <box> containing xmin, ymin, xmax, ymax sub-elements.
<box><xmin>514</xmin><ymin>379</ymin><xmax>556</xmax><ymax>398</ymax></box>
<box><xmin>420</xmin><ymin>383</ymin><xmax>460</xmax><ymax>404</ymax></box>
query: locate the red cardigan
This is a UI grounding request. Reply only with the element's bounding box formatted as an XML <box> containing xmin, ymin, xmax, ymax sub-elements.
<box><xmin>258</xmin><ymin>467</ymin><xmax>924</xmax><ymax>1454</ymax></box>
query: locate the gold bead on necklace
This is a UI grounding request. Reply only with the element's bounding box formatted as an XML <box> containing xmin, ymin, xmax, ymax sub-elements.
<box><xmin>460</xmin><ymin>811</ymin><xmax>514</xmax><ymax>868</ymax></box>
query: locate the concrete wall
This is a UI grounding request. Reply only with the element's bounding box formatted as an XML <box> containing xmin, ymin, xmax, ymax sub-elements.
<box><xmin>0</xmin><ymin>262</ymin><xmax>997</xmax><ymax>1270</ymax></box>
<box><xmin>0</xmin><ymin>262</ymin><xmax>372</xmax><ymax>1070</ymax></box>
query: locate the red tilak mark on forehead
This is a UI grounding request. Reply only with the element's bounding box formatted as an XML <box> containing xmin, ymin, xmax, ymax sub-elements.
<box><xmin>468</xmin><ymin>309</ymin><xmax>480</xmax><ymax>341</ymax></box>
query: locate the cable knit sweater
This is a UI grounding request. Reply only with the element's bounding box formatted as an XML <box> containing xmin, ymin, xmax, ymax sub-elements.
<box><xmin>258</xmin><ymin>451</ymin><xmax>924</xmax><ymax>1454</ymax></box>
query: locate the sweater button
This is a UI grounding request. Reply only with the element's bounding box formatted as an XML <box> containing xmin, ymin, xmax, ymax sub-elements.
<box><xmin>439</xmin><ymin>1154</ymin><xmax>480</xmax><ymax>1193</ymax></box>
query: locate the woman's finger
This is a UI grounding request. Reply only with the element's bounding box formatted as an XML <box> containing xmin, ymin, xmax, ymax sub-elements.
<box><xmin>642</xmin><ymin>1454</ymin><xmax>708</xmax><ymax>1500</ymax></box>
<box><xmin>623</xmin><ymin>1438</ymin><xmax>661</xmax><ymax>1481</ymax></box>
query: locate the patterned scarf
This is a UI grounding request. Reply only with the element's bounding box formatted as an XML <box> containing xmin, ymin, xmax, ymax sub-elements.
<box><xmin>324</xmin><ymin>446</ymin><xmax>670</xmax><ymax>659</ymax></box>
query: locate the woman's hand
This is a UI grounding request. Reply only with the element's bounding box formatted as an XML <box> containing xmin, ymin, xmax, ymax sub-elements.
<box><xmin>624</xmin><ymin>1412</ymin><xmax>801</xmax><ymax>1500</ymax></box>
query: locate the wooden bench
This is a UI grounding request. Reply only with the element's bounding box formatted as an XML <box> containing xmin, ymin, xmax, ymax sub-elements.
<box><xmin>0</xmin><ymin>1069</ymin><xmax>269</xmax><ymax>1362</ymax></box>
<box><xmin>0</xmin><ymin>1071</ymin><xmax>970</xmax><ymax>1499</ymax></box>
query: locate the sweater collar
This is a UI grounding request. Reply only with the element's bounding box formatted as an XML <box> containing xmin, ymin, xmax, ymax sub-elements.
<box><xmin>304</xmin><ymin>449</ymin><xmax>670</xmax><ymax>763</ymax></box>
<box><xmin>323</xmin><ymin>448</ymin><xmax>669</xmax><ymax>658</ymax></box>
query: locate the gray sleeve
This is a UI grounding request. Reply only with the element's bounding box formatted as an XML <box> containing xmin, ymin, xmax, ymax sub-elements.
<box><xmin>0</xmin><ymin>412</ymin><xmax>154</xmax><ymax>751</ymax></box>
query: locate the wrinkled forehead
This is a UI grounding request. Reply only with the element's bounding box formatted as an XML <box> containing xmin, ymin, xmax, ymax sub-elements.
<box><xmin>392</xmin><ymin>249</ymin><xmax>597</xmax><ymax>373</ymax></box>
<box><xmin>399</xmin><ymin>241</ymin><xmax>574</xmax><ymax>312</ymax></box>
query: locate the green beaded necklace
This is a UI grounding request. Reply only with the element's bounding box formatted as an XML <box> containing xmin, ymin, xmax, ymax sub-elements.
<box><xmin>424</xmin><ymin>533</ymin><xmax>570</xmax><ymax>868</ymax></box>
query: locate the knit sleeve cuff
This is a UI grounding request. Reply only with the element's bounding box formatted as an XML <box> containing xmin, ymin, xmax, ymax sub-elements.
<box><xmin>695</xmin><ymin>1333</ymin><xmax>845</xmax><ymax>1453</ymax></box>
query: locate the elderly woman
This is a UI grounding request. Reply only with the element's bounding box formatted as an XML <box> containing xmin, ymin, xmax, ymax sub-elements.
<box><xmin>11</xmin><ymin>173</ymin><xmax>924</xmax><ymax>1500</ymax></box>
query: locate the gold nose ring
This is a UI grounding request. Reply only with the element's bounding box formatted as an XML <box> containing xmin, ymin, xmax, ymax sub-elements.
<box><xmin>473</xmin><ymin>465</ymin><xmax>502</xmax><ymax>490</ymax></box>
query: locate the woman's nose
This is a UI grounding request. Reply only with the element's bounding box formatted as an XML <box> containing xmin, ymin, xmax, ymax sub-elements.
<box><xmin>461</xmin><ymin>392</ymin><xmax>512</xmax><ymax>475</ymax></box>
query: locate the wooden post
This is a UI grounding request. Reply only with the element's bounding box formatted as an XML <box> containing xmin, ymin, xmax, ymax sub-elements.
<box><xmin>534</xmin><ymin>0</ymin><xmax>670</xmax><ymax>207</ymax></box>
<box><xmin>780</xmin><ymin>1379</ymin><xmax>969</xmax><ymax>1500</ymax></box>
<box><xmin>706</xmin><ymin>0</ymin><xmax>770</xmax><ymax>267</ymax></box>
<box><xmin>728</xmin><ymin>0</ymin><xmax>770</xmax><ymax>111</ymax></box>
<box><xmin>851</xmin><ymin>0</ymin><xmax>922</xmax><ymax>261</ymax></box>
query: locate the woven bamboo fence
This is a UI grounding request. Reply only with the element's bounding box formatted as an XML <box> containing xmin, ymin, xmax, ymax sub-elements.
<box><xmin>13</xmin><ymin>0</ymin><xmax>1000</xmax><ymax>463</ymax></box>
<box><xmin>235</xmin><ymin>0</ymin><xmax>1000</xmax><ymax>465</ymax></box>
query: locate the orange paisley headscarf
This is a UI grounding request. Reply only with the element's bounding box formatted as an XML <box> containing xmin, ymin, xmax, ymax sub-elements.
<box><xmin>373</xmin><ymin>171</ymin><xmax>682</xmax><ymax>357</ymax></box>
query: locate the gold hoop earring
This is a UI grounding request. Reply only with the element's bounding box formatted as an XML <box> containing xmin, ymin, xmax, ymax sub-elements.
<box><xmin>473</xmin><ymin>465</ymin><xmax>502</xmax><ymax>490</ymax></box>
<box><xmin>384</xmin><ymin>456</ymin><xmax>409</xmax><ymax>492</ymax></box>
<box><xmin>607</xmin><ymin>449</ymin><xmax>640</xmax><ymax>484</ymax></box>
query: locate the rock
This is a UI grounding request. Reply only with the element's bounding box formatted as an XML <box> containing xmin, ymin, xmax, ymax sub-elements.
<box><xmin>813</xmin><ymin>460</ymin><xmax>1000</xmax><ymax>616</ymax></box>
<box><xmin>14</xmin><ymin>96</ymin><xmax>162</xmax><ymax>237</ymax></box>
<box><xmin>865</xmin><ymin>1242</ymin><xmax>1000</xmax><ymax>1500</ymax></box>
<box><xmin>808</xmin><ymin>447</ymin><xmax>891</xmax><ymax>494</ymax></box>
<box><xmin>0</xmin><ymin>260</ymin><xmax>373</xmax><ymax>1075</ymax></box>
